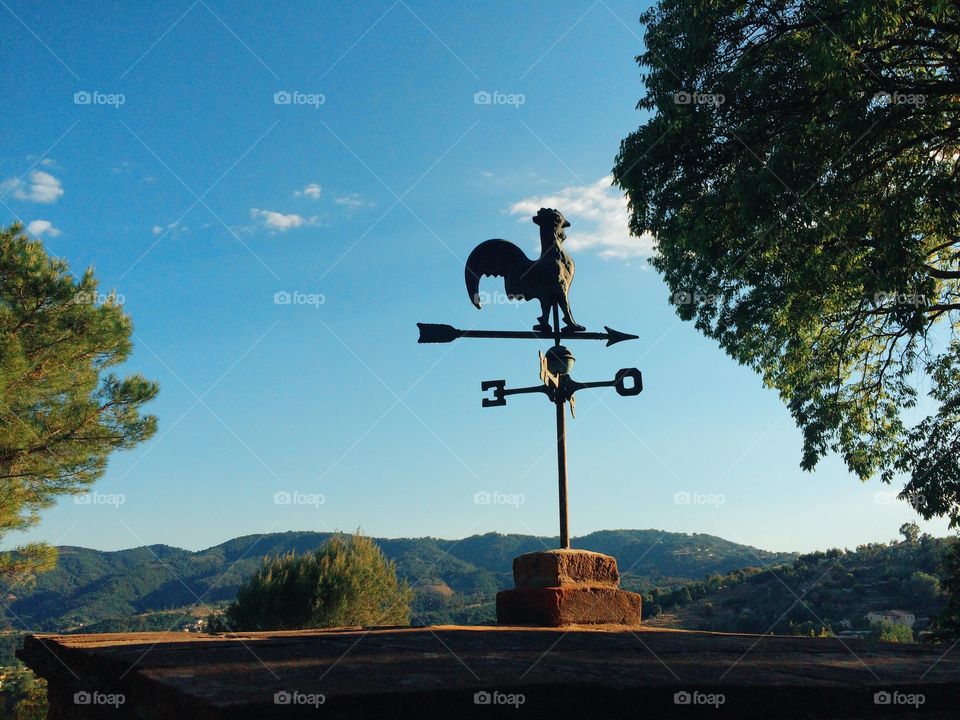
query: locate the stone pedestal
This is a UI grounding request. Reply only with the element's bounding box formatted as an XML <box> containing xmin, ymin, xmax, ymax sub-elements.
<box><xmin>496</xmin><ymin>549</ymin><xmax>641</xmax><ymax>626</ymax></box>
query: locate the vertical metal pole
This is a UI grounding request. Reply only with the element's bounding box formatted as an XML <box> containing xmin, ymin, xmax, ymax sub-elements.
<box><xmin>553</xmin><ymin>306</ymin><xmax>570</xmax><ymax>549</ymax></box>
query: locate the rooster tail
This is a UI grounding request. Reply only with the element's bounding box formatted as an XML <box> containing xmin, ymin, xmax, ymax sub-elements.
<box><xmin>463</xmin><ymin>239</ymin><xmax>533</xmax><ymax>310</ymax></box>
<box><xmin>465</xmin><ymin>265</ymin><xmax>483</xmax><ymax>309</ymax></box>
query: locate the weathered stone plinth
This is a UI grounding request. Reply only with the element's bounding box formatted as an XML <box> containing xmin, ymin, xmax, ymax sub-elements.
<box><xmin>496</xmin><ymin>549</ymin><xmax>641</xmax><ymax>626</ymax></box>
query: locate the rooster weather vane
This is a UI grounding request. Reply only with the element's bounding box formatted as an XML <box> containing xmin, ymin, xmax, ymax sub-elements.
<box><xmin>418</xmin><ymin>208</ymin><xmax>643</xmax><ymax>549</ymax></box>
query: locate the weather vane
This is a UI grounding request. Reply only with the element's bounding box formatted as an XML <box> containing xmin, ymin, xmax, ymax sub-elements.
<box><xmin>417</xmin><ymin>207</ymin><xmax>643</xmax><ymax>549</ymax></box>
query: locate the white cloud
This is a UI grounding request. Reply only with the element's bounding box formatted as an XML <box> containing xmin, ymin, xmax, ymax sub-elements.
<box><xmin>26</xmin><ymin>219</ymin><xmax>60</xmax><ymax>237</ymax></box>
<box><xmin>39</xmin><ymin>158</ymin><xmax>56</xmax><ymax>167</ymax></box>
<box><xmin>151</xmin><ymin>222</ymin><xmax>188</xmax><ymax>236</ymax></box>
<box><xmin>508</xmin><ymin>176</ymin><xmax>654</xmax><ymax>260</ymax></box>
<box><xmin>294</xmin><ymin>183</ymin><xmax>322</xmax><ymax>199</ymax></box>
<box><xmin>250</xmin><ymin>208</ymin><xmax>316</xmax><ymax>231</ymax></box>
<box><xmin>334</xmin><ymin>193</ymin><xmax>372</xmax><ymax>209</ymax></box>
<box><xmin>2</xmin><ymin>170</ymin><xmax>64</xmax><ymax>204</ymax></box>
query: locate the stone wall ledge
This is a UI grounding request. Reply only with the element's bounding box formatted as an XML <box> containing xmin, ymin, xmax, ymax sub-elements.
<box><xmin>19</xmin><ymin>625</ymin><xmax>960</xmax><ymax>719</ymax></box>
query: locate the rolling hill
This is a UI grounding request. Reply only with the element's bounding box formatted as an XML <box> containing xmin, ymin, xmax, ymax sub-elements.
<box><xmin>1</xmin><ymin>529</ymin><xmax>796</xmax><ymax>632</ymax></box>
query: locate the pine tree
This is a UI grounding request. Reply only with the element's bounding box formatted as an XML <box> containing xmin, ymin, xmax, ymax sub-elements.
<box><xmin>0</xmin><ymin>223</ymin><xmax>158</xmax><ymax>583</ymax></box>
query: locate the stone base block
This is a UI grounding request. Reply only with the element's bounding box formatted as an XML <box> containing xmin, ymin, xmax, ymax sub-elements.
<box><xmin>496</xmin><ymin>586</ymin><xmax>642</xmax><ymax>627</ymax></box>
<box><xmin>512</xmin><ymin>549</ymin><xmax>620</xmax><ymax>588</ymax></box>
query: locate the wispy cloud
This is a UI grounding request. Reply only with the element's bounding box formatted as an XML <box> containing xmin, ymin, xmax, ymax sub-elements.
<box><xmin>334</xmin><ymin>193</ymin><xmax>372</xmax><ymax>209</ymax></box>
<box><xmin>508</xmin><ymin>176</ymin><xmax>654</xmax><ymax>260</ymax></box>
<box><xmin>26</xmin><ymin>219</ymin><xmax>60</xmax><ymax>237</ymax></box>
<box><xmin>294</xmin><ymin>183</ymin><xmax>322</xmax><ymax>199</ymax></box>
<box><xmin>152</xmin><ymin>222</ymin><xmax>188</xmax><ymax>235</ymax></box>
<box><xmin>250</xmin><ymin>208</ymin><xmax>317</xmax><ymax>231</ymax></box>
<box><xmin>2</xmin><ymin>171</ymin><xmax>64</xmax><ymax>204</ymax></box>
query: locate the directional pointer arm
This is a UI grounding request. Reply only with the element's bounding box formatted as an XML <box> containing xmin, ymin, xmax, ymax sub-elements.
<box><xmin>418</xmin><ymin>323</ymin><xmax>638</xmax><ymax>347</ymax></box>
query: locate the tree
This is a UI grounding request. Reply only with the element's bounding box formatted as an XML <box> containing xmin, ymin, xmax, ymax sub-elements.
<box><xmin>906</xmin><ymin>570</ymin><xmax>941</xmax><ymax>603</ymax></box>
<box><xmin>217</xmin><ymin>533</ymin><xmax>413</xmax><ymax>631</ymax></box>
<box><xmin>899</xmin><ymin>522</ymin><xmax>921</xmax><ymax>545</ymax></box>
<box><xmin>874</xmin><ymin>620</ymin><xmax>914</xmax><ymax>643</ymax></box>
<box><xmin>614</xmin><ymin>2</ymin><xmax>960</xmax><ymax>523</ymax></box>
<box><xmin>0</xmin><ymin>223</ymin><xmax>158</xmax><ymax>582</ymax></box>
<box><xmin>938</xmin><ymin>538</ymin><xmax>960</xmax><ymax>635</ymax></box>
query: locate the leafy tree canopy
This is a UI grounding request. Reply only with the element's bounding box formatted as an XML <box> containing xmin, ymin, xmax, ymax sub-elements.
<box><xmin>0</xmin><ymin>223</ymin><xmax>158</xmax><ymax>582</ymax></box>
<box><xmin>218</xmin><ymin>532</ymin><xmax>413</xmax><ymax>631</ymax></box>
<box><xmin>615</xmin><ymin>1</ymin><xmax>960</xmax><ymax>522</ymax></box>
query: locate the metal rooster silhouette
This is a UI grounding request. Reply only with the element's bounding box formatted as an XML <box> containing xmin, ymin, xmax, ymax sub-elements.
<box><xmin>465</xmin><ymin>207</ymin><xmax>585</xmax><ymax>333</ymax></box>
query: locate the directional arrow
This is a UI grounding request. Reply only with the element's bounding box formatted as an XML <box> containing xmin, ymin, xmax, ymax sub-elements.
<box><xmin>417</xmin><ymin>323</ymin><xmax>638</xmax><ymax>347</ymax></box>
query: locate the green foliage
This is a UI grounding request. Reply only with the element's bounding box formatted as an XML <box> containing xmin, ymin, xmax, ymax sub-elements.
<box><xmin>938</xmin><ymin>538</ymin><xmax>960</xmax><ymax>635</ymax></box>
<box><xmin>874</xmin><ymin>620</ymin><xmax>914</xmax><ymax>643</ymax></box>
<box><xmin>0</xmin><ymin>223</ymin><xmax>158</xmax><ymax>582</ymax></box>
<box><xmin>0</xmin><ymin>530</ymin><xmax>797</xmax><ymax>631</ymax></box>
<box><xmin>907</xmin><ymin>571</ymin><xmax>941</xmax><ymax>602</ymax></box>
<box><xmin>218</xmin><ymin>533</ymin><xmax>413</xmax><ymax>631</ymax></box>
<box><xmin>650</xmin><ymin>533</ymin><xmax>949</xmax><ymax>636</ymax></box>
<box><xmin>0</xmin><ymin>665</ymin><xmax>47</xmax><ymax>720</ymax></box>
<box><xmin>614</xmin><ymin>2</ymin><xmax>960</xmax><ymax>524</ymax></box>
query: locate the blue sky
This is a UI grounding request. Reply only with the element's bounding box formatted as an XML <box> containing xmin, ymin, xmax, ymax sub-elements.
<box><xmin>1</xmin><ymin>0</ymin><xmax>947</xmax><ymax>555</ymax></box>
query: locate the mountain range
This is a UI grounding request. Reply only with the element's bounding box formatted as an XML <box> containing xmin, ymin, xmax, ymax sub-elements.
<box><xmin>1</xmin><ymin>529</ymin><xmax>797</xmax><ymax>632</ymax></box>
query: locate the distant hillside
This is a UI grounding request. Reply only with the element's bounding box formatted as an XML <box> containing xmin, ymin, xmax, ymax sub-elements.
<box><xmin>643</xmin><ymin>533</ymin><xmax>954</xmax><ymax>638</ymax></box>
<box><xmin>1</xmin><ymin>530</ymin><xmax>795</xmax><ymax>631</ymax></box>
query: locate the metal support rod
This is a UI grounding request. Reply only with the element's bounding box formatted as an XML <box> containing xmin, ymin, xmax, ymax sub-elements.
<box><xmin>553</xmin><ymin>306</ymin><xmax>570</xmax><ymax>549</ymax></box>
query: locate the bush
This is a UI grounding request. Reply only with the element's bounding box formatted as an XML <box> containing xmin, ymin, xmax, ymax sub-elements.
<box><xmin>874</xmin><ymin>621</ymin><xmax>914</xmax><ymax>644</ymax></box>
<box><xmin>216</xmin><ymin>533</ymin><xmax>413</xmax><ymax>631</ymax></box>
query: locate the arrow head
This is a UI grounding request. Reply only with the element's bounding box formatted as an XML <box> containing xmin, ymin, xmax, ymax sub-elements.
<box><xmin>603</xmin><ymin>326</ymin><xmax>639</xmax><ymax>346</ymax></box>
<box><xmin>417</xmin><ymin>323</ymin><xmax>463</xmax><ymax>344</ymax></box>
